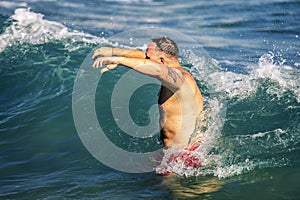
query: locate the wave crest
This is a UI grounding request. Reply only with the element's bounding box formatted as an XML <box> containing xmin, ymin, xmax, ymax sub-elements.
<box><xmin>0</xmin><ymin>8</ymin><xmax>108</xmax><ymax>53</ymax></box>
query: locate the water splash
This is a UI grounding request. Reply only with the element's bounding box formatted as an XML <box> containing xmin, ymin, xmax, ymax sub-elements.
<box><xmin>155</xmin><ymin>50</ymin><xmax>299</xmax><ymax>178</ymax></box>
<box><xmin>255</xmin><ymin>52</ymin><xmax>300</xmax><ymax>102</ymax></box>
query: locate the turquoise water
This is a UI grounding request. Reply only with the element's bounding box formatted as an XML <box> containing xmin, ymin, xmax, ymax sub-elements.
<box><xmin>1</xmin><ymin>0</ymin><xmax>299</xmax><ymax>199</ymax></box>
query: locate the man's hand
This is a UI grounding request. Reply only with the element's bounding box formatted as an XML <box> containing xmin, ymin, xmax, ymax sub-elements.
<box><xmin>92</xmin><ymin>47</ymin><xmax>113</xmax><ymax>59</ymax></box>
<box><xmin>93</xmin><ymin>57</ymin><xmax>120</xmax><ymax>73</ymax></box>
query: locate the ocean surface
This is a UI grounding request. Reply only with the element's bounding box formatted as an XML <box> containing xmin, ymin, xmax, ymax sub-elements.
<box><xmin>1</xmin><ymin>0</ymin><xmax>299</xmax><ymax>199</ymax></box>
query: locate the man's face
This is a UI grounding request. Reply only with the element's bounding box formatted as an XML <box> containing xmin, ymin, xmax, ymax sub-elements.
<box><xmin>146</xmin><ymin>42</ymin><xmax>162</xmax><ymax>63</ymax></box>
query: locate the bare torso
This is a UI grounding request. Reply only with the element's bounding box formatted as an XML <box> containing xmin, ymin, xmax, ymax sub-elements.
<box><xmin>158</xmin><ymin>69</ymin><xmax>204</xmax><ymax>148</ymax></box>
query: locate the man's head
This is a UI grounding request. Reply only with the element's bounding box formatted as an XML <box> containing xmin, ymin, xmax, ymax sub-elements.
<box><xmin>151</xmin><ymin>37</ymin><xmax>178</xmax><ymax>58</ymax></box>
<box><xmin>146</xmin><ymin>37</ymin><xmax>179</xmax><ymax>64</ymax></box>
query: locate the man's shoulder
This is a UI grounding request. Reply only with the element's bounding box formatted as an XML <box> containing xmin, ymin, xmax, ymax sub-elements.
<box><xmin>178</xmin><ymin>68</ymin><xmax>196</xmax><ymax>82</ymax></box>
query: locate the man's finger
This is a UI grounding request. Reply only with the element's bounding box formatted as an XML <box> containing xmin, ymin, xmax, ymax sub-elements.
<box><xmin>107</xmin><ymin>64</ymin><xmax>118</xmax><ymax>70</ymax></box>
<box><xmin>92</xmin><ymin>59</ymin><xmax>97</xmax><ymax>68</ymax></box>
<box><xmin>100</xmin><ymin>67</ymin><xmax>109</xmax><ymax>73</ymax></box>
<box><xmin>99</xmin><ymin>57</ymin><xmax>105</xmax><ymax>67</ymax></box>
<box><xmin>92</xmin><ymin>59</ymin><xmax>98</xmax><ymax>68</ymax></box>
<box><xmin>100</xmin><ymin>64</ymin><xmax>118</xmax><ymax>73</ymax></box>
<box><xmin>93</xmin><ymin>58</ymin><xmax>102</xmax><ymax>68</ymax></box>
<box><xmin>92</xmin><ymin>49</ymin><xmax>100</xmax><ymax>60</ymax></box>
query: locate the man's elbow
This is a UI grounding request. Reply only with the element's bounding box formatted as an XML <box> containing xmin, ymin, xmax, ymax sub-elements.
<box><xmin>142</xmin><ymin>63</ymin><xmax>162</xmax><ymax>78</ymax></box>
<box><xmin>154</xmin><ymin>65</ymin><xmax>163</xmax><ymax>77</ymax></box>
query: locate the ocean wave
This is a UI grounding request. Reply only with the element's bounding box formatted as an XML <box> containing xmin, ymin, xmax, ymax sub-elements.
<box><xmin>1</xmin><ymin>8</ymin><xmax>298</xmax><ymax>179</ymax></box>
<box><xmin>0</xmin><ymin>8</ymin><xmax>108</xmax><ymax>53</ymax></box>
<box><xmin>0</xmin><ymin>8</ymin><xmax>113</xmax><ymax>128</ymax></box>
<box><xmin>190</xmin><ymin>50</ymin><xmax>300</xmax><ymax>103</ymax></box>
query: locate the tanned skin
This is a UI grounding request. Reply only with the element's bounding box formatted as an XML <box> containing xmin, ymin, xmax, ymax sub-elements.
<box><xmin>92</xmin><ymin>42</ymin><xmax>204</xmax><ymax>148</ymax></box>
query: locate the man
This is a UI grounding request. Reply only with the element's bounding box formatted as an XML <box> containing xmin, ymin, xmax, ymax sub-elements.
<box><xmin>92</xmin><ymin>37</ymin><xmax>204</xmax><ymax>149</ymax></box>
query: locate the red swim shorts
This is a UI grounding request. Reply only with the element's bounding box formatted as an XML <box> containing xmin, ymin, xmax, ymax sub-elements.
<box><xmin>157</xmin><ymin>144</ymin><xmax>201</xmax><ymax>176</ymax></box>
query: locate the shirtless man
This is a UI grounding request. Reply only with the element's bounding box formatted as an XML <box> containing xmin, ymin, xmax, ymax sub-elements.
<box><xmin>92</xmin><ymin>37</ymin><xmax>204</xmax><ymax>149</ymax></box>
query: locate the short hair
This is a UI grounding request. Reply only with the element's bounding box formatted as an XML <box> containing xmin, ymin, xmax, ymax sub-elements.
<box><xmin>151</xmin><ymin>37</ymin><xmax>178</xmax><ymax>58</ymax></box>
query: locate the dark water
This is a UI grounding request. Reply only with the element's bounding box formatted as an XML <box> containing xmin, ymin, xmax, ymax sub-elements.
<box><xmin>0</xmin><ymin>0</ymin><xmax>299</xmax><ymax>199</ymax></box>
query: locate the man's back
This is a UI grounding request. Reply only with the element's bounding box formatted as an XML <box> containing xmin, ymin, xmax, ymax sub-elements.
<box><xmin>159</xmin><ymin>68</ymin><xmax>204</xmax><ymax>148</ymax></box>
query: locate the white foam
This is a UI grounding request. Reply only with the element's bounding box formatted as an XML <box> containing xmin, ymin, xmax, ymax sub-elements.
<box><xmin>213</xmin><ymin>160</ymin><xmax>255</xmax><ymax>178</ymax></box>
<box><xmin>190</xmin><ymin>50</ymin><xmax>299</xmax><ymax>103</ymax></box>
<box><xmin>254</xmin><ymin>52</ymin><xmax>300</xmax><ymax>101</ymax></box>
<box><xmin>0</xmin><ymin>1</ymin><xmax>27</xmax><ymax>8</ymax></box>
<box><xmin>0</xmin><ymin>8</ymin><xmax>108</xmax><ymax>53</ymax></box>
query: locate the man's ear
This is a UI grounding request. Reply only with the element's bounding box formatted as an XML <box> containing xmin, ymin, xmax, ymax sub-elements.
<box><xmin>160</xmin><ymin>56</ymin><xmax>164</xmax><ymax>64</ymax></box>
<box><xmin>159</xmin><ymin>53</ymin><xmax>166</xmax><ymax>64</ymax></box>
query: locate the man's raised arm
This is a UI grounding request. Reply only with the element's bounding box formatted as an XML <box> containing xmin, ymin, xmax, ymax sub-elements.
<box><xmin>93</xmin><ymin>57</ymin><xmax>185</xmax><ymax>89</ymax></box>
<box><xmin>92</xmin><ymin>47</ymin><xmax>146</xmax><ymax>59</ymax></box>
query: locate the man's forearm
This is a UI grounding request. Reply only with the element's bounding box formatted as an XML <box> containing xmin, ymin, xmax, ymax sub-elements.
<box><xmin>94</xmin><ymin>56</ymin><xmax>185</xmax><ymax>89</ymax></box>
<box><xmin>117</xmin><ymin>57</ymin><xmax>162</xmax><ymax>77</ymax></box>
<box><xmin>117</xmin><ymin>57</ymin><xmax>185</xmax><ymax>89</ymax></box>
<box><xmin>112</xmin><ymin>48</ymin><xmax>146</xmax><ymax>59</ymax></box>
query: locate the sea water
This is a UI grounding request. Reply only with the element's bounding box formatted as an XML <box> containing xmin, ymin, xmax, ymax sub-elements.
<box><xmin>0</xmin><ymin>0</ymin><xmax>299</xmax><ymax>199</ymax></box>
